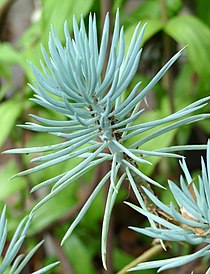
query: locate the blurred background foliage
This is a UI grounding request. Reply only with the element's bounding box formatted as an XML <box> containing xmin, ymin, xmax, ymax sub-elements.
<box><xmin>0</xmin><ymin>0</ymin><xmax>210</xmax><ymax>273</ymax></box>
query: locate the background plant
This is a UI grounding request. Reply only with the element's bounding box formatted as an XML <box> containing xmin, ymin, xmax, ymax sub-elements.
<box><xmin>1</xmin><ymin>0</ymin><xmax>210</xmax><ymax>273</ymax></box>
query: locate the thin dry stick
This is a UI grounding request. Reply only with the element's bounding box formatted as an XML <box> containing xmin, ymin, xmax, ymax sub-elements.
<box><xmin>0</xmin><ymin>0</ymin><xmax>16</xmax><ymax>40</ymax></box>
<box><xmin>100</xmin><ymin>2</ymin><xmax>114</xmax><ymax>271</ymax></box>
<box><xmin>116</xmin><ymin>244</ymin><xmax>163</xmax><ymax>274</ymax></box>
<box><xmin>160</xmin><ymin>0</ymin><xmax>175</xmax><ymax>113</ymax></box>
<box><xmin>35</xmin><ymin>163</ymin><xmax>105</xmax><ymax>235</ymax></box>
<box><xmin>51</xmin><ymin>235</ymin><xmax>74</xmax><ymax>274</ymax></box>
<box><xmin>100</xmin><ymin>0</ymin><xmax>112</xmax><ymax>81</ymax></box>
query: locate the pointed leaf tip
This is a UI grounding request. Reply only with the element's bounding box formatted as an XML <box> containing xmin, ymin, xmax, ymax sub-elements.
<box><xmin>102</xmin><ymin>251</ymin><xmax>107</xmax><ymax>270</ymax></box>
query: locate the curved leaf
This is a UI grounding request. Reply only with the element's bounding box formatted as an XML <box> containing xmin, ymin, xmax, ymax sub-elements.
<box><xmin>0</xmin><ymin>99</ymin><xmax>22</xmax><ymax>147</ymax></box>
<box><xmin>124</xmin><ymin>19</ymin><xmax>163</xmax><ymax>49</ymax></box>
<box><xmin>41</xmin><ymin>0</ymin><xmax>94</xmax><ymax>43</ymax></box>
<box><xmin>165</xmin><ymin>15</ymin><xmax>210</xmax><ymax>81</ymax></box>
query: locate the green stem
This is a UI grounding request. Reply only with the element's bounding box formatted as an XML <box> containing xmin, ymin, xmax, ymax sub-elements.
<box><xmin>116</xmin><ymin>244</ymin><xmax>163</xmax><ymax>274</ymax></box>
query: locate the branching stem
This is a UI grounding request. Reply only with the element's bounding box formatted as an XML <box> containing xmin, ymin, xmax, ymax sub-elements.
<box><xmin>116</xmin><ymin>244</ymin><xmax>163</xmax><ymax>274</ymax></box>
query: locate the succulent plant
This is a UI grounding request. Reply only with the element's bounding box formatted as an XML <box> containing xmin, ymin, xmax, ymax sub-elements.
<box><xmin>3</xmin><ymin>9</ymin><xmax>210</xmax><ymax>268</ymax></box>
<box><xmin>126</xmin><ymin>140</ymin><xmax>210</xmax><ymax>273</ymax></box>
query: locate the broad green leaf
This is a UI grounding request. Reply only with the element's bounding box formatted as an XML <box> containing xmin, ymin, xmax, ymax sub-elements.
<box><xmin>0</xmin><ymin>0</ymin><xmax>7</xmax><ymax>5</ymax></box>
<box><xmin>166</xmin><ymin>0</ymin><xmax>182</xmax><ymax>16</ymax></box>
<box><xmin>164</xmin><ymin>15</ymin><xmax>210</xmax><ymax>84</ymax></box>
<box><xmin>0</xmin><ymin>83</ymin><xmax>10</xmax><ymax>100</ymax></box>
<box><xmin>0</xmin><ymin>43</ymin><xmax>24</xmax><ymax>77</ymax></box>
<box><xmin>0</xmin><ymin>99</ymin><xmax>22</xmax><ymax>147</ymax></box>
<box><xmin>64</xmin><ymin>235</ymin><xmax>97</xmax><ymax>274</ymax></box>
<box><xmin>196</xmin><ymin>0</ymin><xmax>210</xmax><ymax>27</ymax></box>
<box><xmin>113</xmin><ymin>0</ymin><xmax>125</xmax><ymax>11</ymax></box>
<box><xmin>40</xmin><ymin>0</ymin><xmax>94</xmax><ymax>44</ymax></box>
<box><xmin>124</xmin><ymin>19</ymin><xmax>163</xmax><ymax>52</ymax></box>
<box><xmin>80</xmin><ymin>188</ymin><xmax>104</xmax><ymax>233</ymax></box>
<box><xmin>113</xmin><ymin>247</ymin><xmax>134</xmax><ymax>271</ymax></box>
<box><xmin>172</xmin><ymin>63</ymin><xmax>195</xmax><ymax>103</ymax></box>
<box><xmin>129</xmin><ymin>0</ymin><xmax>162</xmax><ymax>20</ymax></box>
<box><xmin>125</xmin><ymin>0</ymin><xmax>182</xmax><ymax>21</ymax></box>
<box><xmin>0</xmin><ymin>160</ymin><xmax>26</xmax><ymax>200</ymax></box>
<box><xmin>142</xmin><ymin>19</ymin><xmax>164</xmax><ymax>45</ymax></box>
<box><xmin>29</xmin><ymin>183</ymin><xmax>77</xmax><ymax>234</ymax></box>
<box><xmin>0</xmin><ymin>43</ymin><xmax>23</xmax><ymax>66</ymax></box>
<box><xmin>19</xmin><ymin>21</ymin><xmax>42</xmax><ymax>78</ymax></box>
<box><xmin>172</xmin><ymin>63</ymin><xmax>196</xmax><ymax>145</ymax></box>
<box><xmin>22</xmin><ymin>0</ymin><xmax>94</xmax><ymax>78</ymax></box>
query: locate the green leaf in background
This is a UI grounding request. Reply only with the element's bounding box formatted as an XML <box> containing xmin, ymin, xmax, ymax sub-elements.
<box><xmin>29</xmin><ymin>184</ymin><xmax>77</xmax><ymax>234</ymax></box>
<box><xmin>125</xmin><ymin>0</ymin><xmax>182</xmax><ymax>21</ymax></box>
<box><xmin>124</xmin><ymin>19</ymin><xmax>163</xmax><ymax>52</ymax></box>
<box><xmin>0</xmin><ymin>160</ymin><xmax>26</xmax><ymax>200</ymax></box>
<box><xmin>0</xmin><ymin>83</ymin><xmax>10</xmax><ymax>100</ymax></box>
<box><xmin>0</xmin><ymin>43</ymin><xmax>23</xmax><ymax>65</ymax></box>
<box><xmin>0</xmin><ymin>99</ymin><xmax>22</xmax><ymax>147</ymax></box>
<box><xmin>40</xmin><ymin>0</ymin><xmax>94</xmax><ymax>44</ymax></box>
<box><xmin>141</xmin><ymin>19</ymin><xmax>164</xmax><ymax>45</ymax></box>
<box><xmin>196</xmin><ymin>0</ymin><xmax>210</xmax><ymax>27</ymax></box>
<box><xmin>166</xmin><ymin>0</ymin><xmax>182</xmax><ymax>17</ymax></box>
<box><xmin>19</xmin><ymin>21</ymin><xmax>43</xmax><ymax>80</ymax></box>
<box><xmin>164</xmin><ymin>15</ymin><xmax>210</xmax><ymax>91</ymax></box>
<box><xmin>129</xmin><ymin>0</ymin><xmax>162</xmax><ymax>20</ymax></box>
<box><xmin>113</xmin><ymin>247</ymin><xmax>134</xmax><ymax>271</ymax></box>
<box><xmin>113</xmin><ymin>0</ymin><xmax>125</xmax><ymax>12</ymax></box>
<box><xmin>172</xmin><ymin>63</ymin><xmax>195</xmax><ymax>103</ymax></box>
<box><xmin>0</xmin><ymin>0</ymin><xmax>8</xmax><ymax>7</ymax></box>
<box><xmin>0</xmin><ymin>43</ymin><xmax>24</xmax><ymax>77</ymax></box>
<box><xmin>80</xmin><ymin>187</ymin><xmax>104</xmax><ymax>233</ymax></box>
<box><xmin>64</xmin><ymin>235</ymin><xmax>97</xmax><ymax>274</ymax></box>
<box><xmin>22</xmin><ymin>0</ymin><xmax>94</xmax><ymax>79</ymax></box>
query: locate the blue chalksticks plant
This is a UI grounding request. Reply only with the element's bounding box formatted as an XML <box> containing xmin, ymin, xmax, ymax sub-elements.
<box><xmin>126</xmin><ymin>140</ymin><xmax>210</xmax><ymax>273</ymax></box>
<box><xmin>3</xmin><ymin>9</ymin><xmax>210</xmax><ymax>269</ymax></box>
<box><xmin>0</xmin><ymin>206</ymin><xmax>59</xmax><ymax>273</ymax></box>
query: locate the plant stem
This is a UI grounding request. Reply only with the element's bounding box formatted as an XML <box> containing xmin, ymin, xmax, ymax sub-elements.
<box><xmin>100</xmin><ymin>1</ymin><xmax>114</xmax><ymax>271</ymax></box>
<box><xmin>103</xmin><ymin>161</ymin><xmax>114</xmax><ymax>273</ymax></box>
<box><xmin>100</xmin><ymin>0</ymin><xmax>112</xmax><ymax>24</ymax></box>
<box><xmin>116</xmin><ymin>244</ymin><xmax>163</xmax><ymax>274</ymax></box>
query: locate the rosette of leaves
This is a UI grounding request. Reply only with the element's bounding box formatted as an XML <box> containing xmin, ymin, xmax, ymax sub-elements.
<box><xmin>126</xmin><ymin>140</ymin><xmax>210</xmax><ymax>273</ymax></box>
<box><xmin>0</xmin><ymin>206</ymin><xmax>59</xmax><ymax>274</ymax></box>
<box><xmin>3</xmin><ymin>9</ymin><xmax>210</xmax><ymax>268</ymax></box>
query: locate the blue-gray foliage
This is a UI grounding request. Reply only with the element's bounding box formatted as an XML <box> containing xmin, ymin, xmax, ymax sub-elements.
<box><xmin>0</xmin><ymin>206</ymin><xmax>59</xmax><ymax>274</ymax></box>
<box><xmin>126</xmin><ymin>140</ymin><xmax>210</xmax><ymax>273</ymax></box>
<box><xmin>3</xmin><ymin>10</ymin><xmax>210</xmax><ymax>268</ymax></box>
